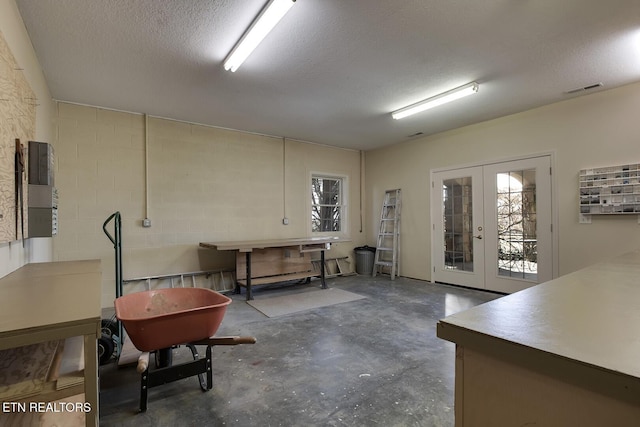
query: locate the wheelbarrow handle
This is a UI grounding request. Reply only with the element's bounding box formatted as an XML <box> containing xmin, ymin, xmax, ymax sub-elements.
<box><xmin>192</xmin><ymin>336</ymin><xmax>257</xmax><ymax>346</ymax></box>
<box><xmin>137</xmin><ymin>352</ymin><xmax>150</xmax><ymax>373</ymax></box>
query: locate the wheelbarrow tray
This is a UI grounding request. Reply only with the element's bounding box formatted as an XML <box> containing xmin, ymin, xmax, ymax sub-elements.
<box><xmin>114</xmin><ymin>288</ymin><xmax>231</xmax><ymax>352</ymax></box>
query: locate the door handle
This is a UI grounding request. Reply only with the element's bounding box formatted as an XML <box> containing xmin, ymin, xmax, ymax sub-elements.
<box><xmin>474</xmin><ymin>235</ymin><xmax>483</xmax><ymax>240</ymax></box>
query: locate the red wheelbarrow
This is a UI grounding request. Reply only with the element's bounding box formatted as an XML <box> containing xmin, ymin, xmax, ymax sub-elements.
<box><xmin>114</xmin><ymin>287</ymin><xmax>256</xmax><ymax>412</ymax></box>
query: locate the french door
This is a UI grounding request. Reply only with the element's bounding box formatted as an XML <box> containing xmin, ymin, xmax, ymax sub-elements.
<box><xmin>431</xmin><ymin>156</ymin><xmax>553</xmax><ymax>293</ymax></box>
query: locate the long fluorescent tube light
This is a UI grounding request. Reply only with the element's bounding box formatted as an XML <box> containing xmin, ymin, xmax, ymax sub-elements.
<box><xmin>391</xmin><ymin>82</ymin><xmax>479</xmax><ymax>120</ymax></box>
<box><xmin>223</xmin><ymin>0</ymin><xmax>296</xmax><ymax>72</ymax></box>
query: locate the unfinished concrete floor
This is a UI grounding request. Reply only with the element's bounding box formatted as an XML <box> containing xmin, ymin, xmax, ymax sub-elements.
<box><xmin>99</xmin><ymin>275</ymin><xmax>501</xmax><ymax>426</ymax></box>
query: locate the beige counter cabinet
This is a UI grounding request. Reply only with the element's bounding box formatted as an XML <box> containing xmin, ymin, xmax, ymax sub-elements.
<box><xmin>0</xmin><ymin>260</ymin><xmax>101</xmax><ymax>427</ymax></box>
<box><xmin>437</xmin><ymin>250</ymin><xmax>640</xmax><ymax>426</ymax></box>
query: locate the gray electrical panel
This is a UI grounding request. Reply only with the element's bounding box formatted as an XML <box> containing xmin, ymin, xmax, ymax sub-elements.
<box><xmin>28</xmin><ymin>140</ymin><xmax>54</xmax><ymax>186</ymax></box>
<box><xmin>28</xmin><ymin>141</ymin><xmax>57</xmax><ymax>237</ymax></box>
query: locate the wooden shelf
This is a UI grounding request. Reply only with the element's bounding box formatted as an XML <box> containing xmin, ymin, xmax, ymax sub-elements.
<box><xmin>236</xmin><ymin>271</ymin><xmax>317</xmax><ymax>287</ymax></box>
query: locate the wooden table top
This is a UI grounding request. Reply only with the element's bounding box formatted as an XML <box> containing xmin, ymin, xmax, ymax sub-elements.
<box><xmin>200</xmin><ymin>236</ymin><xmax>350</xmax><ymax>252</ymax></box>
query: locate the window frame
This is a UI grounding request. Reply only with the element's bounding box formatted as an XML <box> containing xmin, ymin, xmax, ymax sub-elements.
<box><xmin>310</xmin><ymin>172</ymin><xmax>348</xmax><ymax>236</ymax></box>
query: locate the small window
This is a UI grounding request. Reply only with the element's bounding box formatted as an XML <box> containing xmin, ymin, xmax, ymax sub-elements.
<box><xmin>311</xmin><ymin>175</ymin><xmax>344</xmax><ymax>233</ymax></box>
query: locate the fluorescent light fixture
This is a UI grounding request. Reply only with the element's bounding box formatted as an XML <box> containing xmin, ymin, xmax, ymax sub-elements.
<box><xmin>391</xmin><ymin>82</ymin><xmax>479</xmax><ymax>120</ymax></box>
<box><xmin>223</xmin><ymin>0</ymin><xmax>296</xmax><ymax>72</ymax></box>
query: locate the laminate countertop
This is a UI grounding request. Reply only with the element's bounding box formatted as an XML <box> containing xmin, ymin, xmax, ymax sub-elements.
<box><xmin>437</xmin><ymin>249</ymin><xmax>640</xmax><ymax>381</ymax></box>
<box><xmin>0</xmin><ymin>260</ymin><xmax>101</xmax><ymax>335</ymax></box>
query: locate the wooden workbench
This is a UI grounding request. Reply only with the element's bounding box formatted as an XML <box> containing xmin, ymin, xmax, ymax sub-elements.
<box><xmin>0</xmin><ymin>260</ymin><xmax>101</xmax><ymax>426</ymax></box>
<box><xmin>437</xmin><ymin>250</ymin><xmax>640</xmax><ymax>426</ymax></box>
<box><xmin>200</xmin><ymin>237</ymin><xmax>348</xmax><ymax>300</ymax></box>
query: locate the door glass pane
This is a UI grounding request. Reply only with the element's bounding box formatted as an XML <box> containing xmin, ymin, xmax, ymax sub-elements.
<box><xmin>443</xmin><ymin>177</ymin><xmax>473</xmax><ymax>272</ymax></box>
<box><xmin>496</xmin><ymin>170</ymin><xmax>537</xmax><ymax>280</ymax></box>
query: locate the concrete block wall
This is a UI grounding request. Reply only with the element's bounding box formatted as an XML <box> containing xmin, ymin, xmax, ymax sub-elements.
<box><xmin>53</xmin><ymin>102</ymin><xmax>364</xmax><ymax>306</ymax></box>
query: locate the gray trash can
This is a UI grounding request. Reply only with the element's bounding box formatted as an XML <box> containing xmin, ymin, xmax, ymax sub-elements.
<box><xmin>354</xmin><ymin>246</ymin><xmax>376</xmax><ymax>275</ymax></box>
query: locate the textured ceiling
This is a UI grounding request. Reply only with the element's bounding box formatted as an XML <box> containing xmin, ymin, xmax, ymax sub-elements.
<box><xmin>15</xmin><ymin>0</ymin><xmax>640</xmax><ymax>150</ymax></box>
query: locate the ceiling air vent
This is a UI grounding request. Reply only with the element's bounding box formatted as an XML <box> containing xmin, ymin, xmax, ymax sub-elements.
<box><xmin>565</xmin><ymin>82</ymin><xmax>603</xmax><ymax>95</ymax></box>
<box><xmin>408</xmin><ymin>132</ymin><xmax>424</xmax><ymax>137</ymax></box>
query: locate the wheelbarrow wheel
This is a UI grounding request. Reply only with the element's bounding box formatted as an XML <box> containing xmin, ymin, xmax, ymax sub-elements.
<box><xmin>155</xmin><ymin>347</ymin><xmax>173</xmax><ymax>368</ymax></box>
<box><xmin>186</xmin><ymin>344</ymin><xmax>208</xmax><ymax>391</ymax></box>
<box><xmin>98</xmin><ymin>334</ymin><xmax>115</xmax><ymax>365</ymax></box>
<box><xmin>101</xmin><ymin>319</ymin><xmax>118</xmax><ymax>338</ymax></box>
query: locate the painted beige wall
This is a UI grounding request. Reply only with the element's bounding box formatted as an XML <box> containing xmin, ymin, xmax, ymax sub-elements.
<box><xmin>0</xmin><ymin>0</ymin><xmax>55</xmax><ymax>278</ymax></box>
<box><xmin>7</xmin><ymin>0</ymin><xmax>638</xmax><ymax>293</ymax></box>
<box><xmin>366</xmin><ymin>82</ymin><xmax>640</xmax><ymax>281</ymax></box>
<box><xmin>53</xmin><ymin>103</ymin><xmax>365</xmax><ymax>306</ymax></box>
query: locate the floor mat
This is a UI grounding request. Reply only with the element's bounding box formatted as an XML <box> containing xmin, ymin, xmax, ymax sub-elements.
<box><xmin>247</xmin><ymin>288</ymin><xmax>365</xmax><ymax>318</ymax></box>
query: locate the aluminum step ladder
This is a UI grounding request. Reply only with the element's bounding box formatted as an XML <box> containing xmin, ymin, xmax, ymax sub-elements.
<box><xmin>373</xmin><ymin>189</ymin><xmax>401</xmax><ymax>279</ymax></box>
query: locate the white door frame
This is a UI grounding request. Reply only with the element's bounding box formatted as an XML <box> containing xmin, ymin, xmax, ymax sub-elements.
<box><xmin>430</xmin><ymin>152</ymin><xmax>559</xmax><ymax>289</ymax></box>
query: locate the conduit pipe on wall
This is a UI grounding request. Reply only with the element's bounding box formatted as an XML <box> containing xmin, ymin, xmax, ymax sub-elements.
<box><xmin>143</xmin><ymin>114</ymin><xmax>151</xmax><ymax>227</ymax></box>
<box><xmin>282</xmin><ymin>137</ymin><xmax>289</xmax><ymax>225</ymax></box>
<box><xmin>360</xmin><ymin>150</ymin><xmax>365</xmax><ymax>233</ymax></box>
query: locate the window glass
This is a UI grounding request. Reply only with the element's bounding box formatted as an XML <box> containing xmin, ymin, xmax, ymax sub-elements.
<box><xmin>311</xmin><ymin>176</ymin><xmax>343</xmax><ymax>232</ymax></box>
